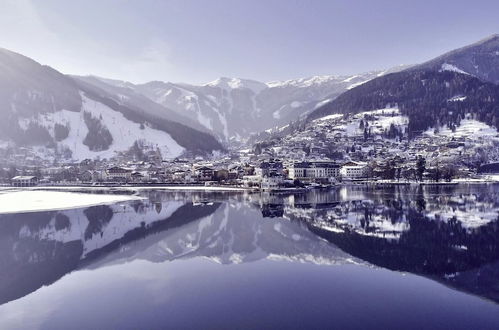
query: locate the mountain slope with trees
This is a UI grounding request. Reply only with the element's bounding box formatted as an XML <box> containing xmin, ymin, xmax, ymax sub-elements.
<box><xmin>0</xmin><ymin>47</ymin><xmax>224</xmax><ymax>159</ymax></box>
<box><xmin>308</xmin><ymin>69</ymin><xmax>499</xmax><ymax>137</ymax></box>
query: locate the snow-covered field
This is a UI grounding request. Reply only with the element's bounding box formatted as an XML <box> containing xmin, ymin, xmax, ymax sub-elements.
<box><xmin>19</xmin><ymin>94</ymin><xmax>185</xmax><ymax>161</ymax></box>
<box><xmin>423</xmin><ymin>118</ymin><xmax>499</xmax><ymax>139</ymax></box>
<box><xmin>323</xmin><ymin>108</ymin><xmax>408</xmax><ymax>136</ymax></box>
<box><xmin>0</xmin><ymin>190</ymin><xmax>142</xmax><ymax>214</ymax></box>
<box><xmin>314</xmin><ymin>113</ymin><xmax>343</xmax><ymax>122</ymax></box>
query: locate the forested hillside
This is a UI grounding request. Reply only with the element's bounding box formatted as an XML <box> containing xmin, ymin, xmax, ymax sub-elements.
<box><xmin>308</xmin><ymin>70</ymin><xmax>499</xmax><ymax>137</ymax></box>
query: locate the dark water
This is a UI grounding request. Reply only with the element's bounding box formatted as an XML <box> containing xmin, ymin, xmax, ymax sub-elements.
<box><xmin>1</xmin><ymin>184</ymin><xmax>499</xmax><ymax>329</ymax></box>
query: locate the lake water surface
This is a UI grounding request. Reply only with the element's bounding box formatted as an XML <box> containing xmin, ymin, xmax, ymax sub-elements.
<box><xmin>1</xmin><ymin>184</ymin><xmax>499</xmax><ymax>329</ymax></box>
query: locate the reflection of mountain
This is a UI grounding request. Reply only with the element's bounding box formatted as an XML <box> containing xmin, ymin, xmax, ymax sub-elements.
<box><xmin>88</xmin><ymin>201</ymin><xmax>353</xmax><ymax>268</ymax></box>
<box><xmin>284</xmin><ymin>185</ymin><xmax>499</xmax><ymax>303</ymax></box>
<box><xmin>0</xmin><ymin>191</ymin><xmax>221</xmax><ymax>305</ymax></box>
<box><xmin>0</xmin><ymin>190</ymin><xmax>355</xmax><ymax>306</ymax></box>
<box><xmin>2</xmin><ymin>186</ymin><xmax>499</xmax><ymax>306</ymax></box>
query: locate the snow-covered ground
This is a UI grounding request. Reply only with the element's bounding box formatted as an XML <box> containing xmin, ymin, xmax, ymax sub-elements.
<box><xmin>0</xmin><ymin>190</ymin><xmax>142</xmax><ymax>214</ymax></box>
<box><xmin>314</xmin><ymin>113</ymin><xmax>343</xmax><ymax>122</ymax></box>
<box><xmin>440</xmin><ymin>63</ymin><xmax>470</xmax><ymax>75</ymax></box>
<box><xmin>423</xmin><ymin>118</ymin><xmax>499</xmax><ymax>139</ymax></box>
<box><xmin>328</xmin><ymin>108</ymin><xmax>408</xmax><ymax>136</ymax></box>
<box><xmin>19</xmin><ymin>94</ymin><xmax>185</xmax><ymax>161</ymax></box>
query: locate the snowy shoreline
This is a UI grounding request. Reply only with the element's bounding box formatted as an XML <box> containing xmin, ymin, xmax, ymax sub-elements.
<box><xmin>0</xmin><ymin>190</ymin><xmax>144</xmax><ymax>214</ymax></box>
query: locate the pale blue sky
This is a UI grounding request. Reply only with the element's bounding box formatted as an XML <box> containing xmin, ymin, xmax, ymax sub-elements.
<box><xmin>1</xmin><ymin>0</ymin><xmax>499</xmax><ymax>84</ymax></box>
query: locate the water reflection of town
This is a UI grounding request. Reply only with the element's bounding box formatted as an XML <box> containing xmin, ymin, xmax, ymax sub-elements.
<box><xmin>1</xmin><ymin>185</ymin><xmax>499</xmax><ymax>307</ymax></box>
<box><xmin>257</xmin><ymin>184</ymin><xmax>499</xmax><ymax>303</ymax></box>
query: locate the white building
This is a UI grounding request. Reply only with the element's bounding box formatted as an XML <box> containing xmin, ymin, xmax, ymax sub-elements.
<box><xmin>260</xmin><ymin>175</ymin><xmax>284</xmax><ymax>191</ymax></box>
<box><xmin>288</xmin><ymin>161</ymin><xmax>341</xmax><ymax>182</ymax></box>
<box><xmin>11</xmin><ymin>176</ymin><xmax>38</xmax><ymax>187</ymax></box>
<box><xmin>340</xmin><ymin>162</ymin><xmax>367</xmax><ymax>179</ymax></box>
<box><xmin>105</xmin><ymin>166</ymin><xmax>132</xmax><ymax>181</ymax></box>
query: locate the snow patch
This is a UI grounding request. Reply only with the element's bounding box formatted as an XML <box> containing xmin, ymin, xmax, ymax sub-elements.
<box><xmin>448</xmin><ymin>95</ymin><xmax>467</xmax><ymax>102</ymax></box>
<box><xmin>266</xmin><ymin>75</ymin><xmax>341</xmax><ymax>88</ymax></box>
<box><xmin>314</xmin><ymin>114</ymin><xmax>343</xmax><ymax>122</ymax></box>
<box><xmin>314</xmin><ymin>98</ymin><xmax>331</xmax><ymax>110</ymax></box>
<box><xmin>440</xmin><ymin>63</ymin><xmax>469</xmax><ymax>75</ymax></box>
<box><xmin>424</xmin><ymin>119</ymin><xmax>498</xmax><ymax>139</ymax></box>
<box><xmin>0</xmin><ymin>190</ymin><xmax>142</xmax><ymax>214</ymax></box>
<box><xmin>347</xmin><ymin>80</ymin><xmax>370</xmax><ymax>90</ymax></box>
<box><xmin>33</xmin><ymin>94</ymin><xmax>185</xmax><ymax>161</ymax></box>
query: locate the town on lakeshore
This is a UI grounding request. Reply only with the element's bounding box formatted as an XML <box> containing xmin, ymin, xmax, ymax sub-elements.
<box><xmin>2</xmin><ymin>138</ymin><xmax>498</xmax><ymax>192</ymax></box>
<box><xmin>4</xmin><ymin>107</ymin><xmax>499</xmax><ymax>191</ymax></box>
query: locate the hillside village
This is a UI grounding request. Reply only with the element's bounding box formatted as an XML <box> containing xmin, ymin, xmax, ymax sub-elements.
<box><xmin>3</xmin><ymin>107</ymin><xmax>499</xmax><ymax>190</ymax></box>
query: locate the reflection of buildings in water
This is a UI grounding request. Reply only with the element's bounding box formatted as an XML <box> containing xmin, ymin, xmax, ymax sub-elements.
<box><xmin>284</xmin><ymin>184</ymin><xmax>499</xmax><ymax>242</ymax></box>
<box><xmin>0</xmin><ymin>190</ymin><xmax>362</xmax><ymax>307</ymax></box>
<box><xmin>338</xmin><ymin>185</ymin><xmax>367</xmax><ymax>202</ymax></box>
<box><xmin>308</xmin><ymin>208</ymin><xmax>499</xmax><ymax>304</ymax></box>
<box><xmin>290</xmin><ymin>190</ymin><xmax>340</xmax><ymax>209</ymax></box>
<box><xmin>3</xmin><ymin>187</ymin><xmax>499</xmax><ymax>307</ymax></box>
<box><xmin>261</xmin><ymin>203</ymin><xmax>284</xmax><ymax>218</ymax></box>
<box><xmin>253</xmin><ymin>186</ymin><xmax>499</xmax><ymax>305</ymax></box>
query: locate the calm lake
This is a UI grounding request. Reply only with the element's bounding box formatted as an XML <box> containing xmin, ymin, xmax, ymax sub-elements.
<box><xmin>1</xmin><ymin>184</ymin><xmax>499</xmax><ymax>329</ymax></box>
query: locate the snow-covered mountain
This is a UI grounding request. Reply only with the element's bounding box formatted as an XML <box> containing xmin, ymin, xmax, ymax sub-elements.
<box><xmin>88</xmin><ymin>66</ymin><xmax>408</xmax><ymax>142</ymax></box>
<box><xmin>90</xmin><ymin>200</ymin><xmax>355</xmax><ymax>267</ymax></box>
<box><xmin>305</xmin><ymin>34</ymin><xmax>499</xmax><ymax>138</ymax></box>
<box><xmin>416</xmin><ymin>34</ymin><xmax>499</xmax><ymax>84</ymax></box>
<box><xmin>0</xmin><ymin>191</ymin><xmax>357</xmax><ymax>304</ymax></box>
<box><xmin>0</xmin><ymin>48</ymin><xmax>224</xmax><ymax>161</ymax></box>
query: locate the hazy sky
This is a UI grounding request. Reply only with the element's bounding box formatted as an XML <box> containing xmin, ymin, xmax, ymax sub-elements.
<box><xmin>1</xmin><ymin>0</ymin><xmax>499</xmax><ymax>84</ymax></box>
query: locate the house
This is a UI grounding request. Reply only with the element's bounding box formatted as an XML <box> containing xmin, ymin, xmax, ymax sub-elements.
<box><xmin>173</xmin><ymin>170</ymin><xmax>195</xmax><ymax>183</ymax></box>
<box><xmin>131</xmin><ymin>171</ymin><xmax>145</xmax><ymax>182</ymax></box>
<box><xmin>288</xmin><ymin>161</ymin><xmax>341</xmax><ymax>182</ymax></box>
<box><xmin>256</xmin><ymin>159</ymin><xmax>283</xmax><ymax>178</ymax></box>
<box><xmin>194</xmin><ymin>166</ymin><xmax>214</xmax><ymax>181</ymax></box>
<box><xmin>106</xmin><ymin>166</ymin><xmax>132</xmax><ymax>182</ymax></box>
<box><xmin>261</xmin><ymin>174</ymin><xmax>284</xmax><ymax>191</ymax></box>
<box><xmin>340</xmin><ymin>162</ymin><xmax>367</xmax><ymax>179</ymax></box>
<box><xmin>11</xmin><ymin>176</ymin><xmax>38</xmax><ymax>187</ymax></box>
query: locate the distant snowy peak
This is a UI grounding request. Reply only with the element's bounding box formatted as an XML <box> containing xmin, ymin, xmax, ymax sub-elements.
<box><xmin>266</xmin><ymin>72</ymin><xmax>384</xmax><ymax>89</ymax></box>
<box><xmin>204</xmin><ymin>73</ymin><xmax>379</xmax><ymax>91</ymax></box>
<box><xmin>267</xmin><ymin>75</ymin><xmax>343</xmax><ymax>88</ymax></box>
<box><xmin>205</xmin><ymin>77</ymin><xmax>268</xmax><ymax>94</ymax></box>
<box><xmin>92</xmin><ymin>65</ymin><xmax>409</xmax><ymax>143</ymax></box>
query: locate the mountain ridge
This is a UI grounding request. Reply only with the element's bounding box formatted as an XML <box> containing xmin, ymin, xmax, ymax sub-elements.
<box><xmin>305</xmin><ymin>34</ymin><xmax>499</xmax><ymax>135</ymax></box>
<box><xmin>87</xmin><ymin>65</ymin><xmax>409</xmax><ymax>143</ymax></box>
<box><xmin>0</xmin><ymin>48</ymin><xmax>224</xmax><ymax>161</ymax></box>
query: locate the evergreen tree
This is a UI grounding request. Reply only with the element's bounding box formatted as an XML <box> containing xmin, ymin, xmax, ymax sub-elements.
<box><xmin>416</xmin><ymin>156</ymin><xmax>426</xmax><ymax>182</ymax></box>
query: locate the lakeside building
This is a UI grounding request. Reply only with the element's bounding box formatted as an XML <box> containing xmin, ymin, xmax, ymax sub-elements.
<box><xmin>261</xmin><ymin>174</ymin><xmax>284</xmax><ymax>191</ymax></box>
<box><xmin>194</xmin><ymin>166</ymin><xmax>215</xmax><ymax>181</ymax></box>
<box><xmin>340</xmin><ymin>162</ymin><xmax>368</xmax><ymax>180</ymax></box>
<box><xmin>256</xmin><ymin>159</ymin><xmax>283</xmax><ymax>177</ymax></box>
<box><xmin>288</xmin><ymin>161</ymin><xmax>341</xmax><ymax>182</ymax></box>
<box><xmin>11</xmin><ymin>176</ymin><xmax>38</xmax><ymax>187</ymax></box>
<box><xmin>106</xmin><ymin>167</ymin><xmax>132</xmax><ymax>181</ymax></box>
